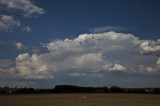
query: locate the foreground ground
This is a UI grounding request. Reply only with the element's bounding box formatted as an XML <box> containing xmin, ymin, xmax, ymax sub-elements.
<box><xmin>0</xmin><ymin>93</ymin><xmax>160</xmax><ymax>106</ymax></box>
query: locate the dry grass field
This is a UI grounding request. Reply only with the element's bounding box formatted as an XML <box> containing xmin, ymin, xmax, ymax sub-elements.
<box><xmin>0</xmin><ymin>93</ymin><xmax>160</xmax><ymax>106</ymax></box>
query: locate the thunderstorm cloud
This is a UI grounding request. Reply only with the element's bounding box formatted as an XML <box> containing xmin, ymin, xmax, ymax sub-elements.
<box><xmin>3</xmin><ymin>31</ymin><xmax>158</xmax><ymax>79</ymax></box>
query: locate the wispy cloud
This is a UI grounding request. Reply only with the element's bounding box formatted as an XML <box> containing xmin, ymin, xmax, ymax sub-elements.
<box><xmin>0</xmin><ymin>0</ymin><xmax>45</xmax><ymax>32</ymax></box>
<box><xmin>89</xmin><ymin>26</ymin><xmax>126</xmax><ymax>33</ymax></box>
<box><xmin>0</xmin><ymin>0</ymin><xmax>45</xmax><ymax>17</ymax></box>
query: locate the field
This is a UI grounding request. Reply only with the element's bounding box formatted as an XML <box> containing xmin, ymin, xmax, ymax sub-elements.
<box><xmin>0</xmin><ymin>93</ymin><xmax>160</xmax><ymax>106</ymax></box>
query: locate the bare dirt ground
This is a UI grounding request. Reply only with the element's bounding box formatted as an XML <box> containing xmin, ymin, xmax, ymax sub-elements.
<box><xmin>0</xmin><ymin>93</ymin><xmax>160</xmax><ymax>106</ymax></box>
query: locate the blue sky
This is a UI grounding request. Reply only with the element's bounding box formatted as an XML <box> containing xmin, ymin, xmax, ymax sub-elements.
<box><xmin>0</xmin><ymin>0</ymin><xmax>160</xmax><ymax>88</ymax></box>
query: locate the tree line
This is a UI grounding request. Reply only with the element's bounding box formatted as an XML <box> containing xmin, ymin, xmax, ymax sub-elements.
<box><xmin>0</xmin><ymin>85</ymin><xmax>160</xmax><ymax>94</ymax></box>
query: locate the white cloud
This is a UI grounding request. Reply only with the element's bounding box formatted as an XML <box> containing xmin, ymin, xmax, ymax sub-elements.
<box><xmin>43</xmin><ymin>32</ymin><xmax>159</xmax><ymax>74</ymax></box>
<box><xmin>23</xmin><ymin>26</ymin><xmax>32</xmax><ymax>33</ymax></box>
<box><xmin>16</xmin><ymin>53</ymin><xmax>54</xmax><ymax>79</ymax></box>
<box><xmin>0</xmin><ymin>15</ymin><xmax>20</xmax><ymax>31</ymax></box>
<box><xmin>0</xmin><ymin>31</ymin><xmax>160</xmax><ymax>88</ymax></box>
<box><xmin>73</xmin><ymin>53</ymin><xmax>104</xmax><ymax>69</ymax></box>
<box><xmin>2</xmin><ymin>31</ymin><xmax>160</xmax><ymax>80</ymax></box>
<box><xmin>0</xmin><ymin>0</ymin><xmax>45</xmax><ymax>16</ymax></box>
<box><xmin>111</xmin><ymin>64</ymin><xmax>126</xmax><ymax>71</ymax></box>
<box><xmin>139</xmin><ymin>40</ymin><xmax>160</xmax><ymax>72</ymax></box>
<box><xmin>155</xmin><ymin>57</ymin><xmax>160</xmax><ymax>72</ymax></box>
<box><xmin>15</xmin><ymin>42</ymin><xmax>26</xmax><ymax>50</ymax></box>
<box><xmin>156</xmin><ymin>57</ymin><xmax>160</xmax><ymax>65</ymax></box>
<box><xmin>140</xmin><ymin>40</ymin><xmax>160</xmax><ymax>54</ymax></box>
<box><xmin>103</xmin><ymin>64</ymin><xmax>126</xmax><ymax>71</ymax></box>
<box><xmin>69</xmin><ymin>72</ymin><xmax>86</xmax><ymax>77</ymax></box>
<box><xmin>102</xmin><ymin>64</ymin><xmax>113</xmax><ymax>71</ymax></box>
<box><xmin>75</xmin><ymin>31</ymin><xmax>138</xmax><ymax>42</ymax></box>
<box><xmin>0</xmin><ymin>0</ymin><xmax>45</xmax><ymax>32</ymax></box>
<box><xmin>145</xmin><ymin>66</ymin><xmax>154</xmax><ymax>72</ymax></box>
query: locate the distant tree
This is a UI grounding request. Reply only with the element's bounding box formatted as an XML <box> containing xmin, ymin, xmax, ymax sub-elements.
<box><xmin>110</xmin><ymin>86</ymin><xmax>124</xmax><ymax>93</ymax></box>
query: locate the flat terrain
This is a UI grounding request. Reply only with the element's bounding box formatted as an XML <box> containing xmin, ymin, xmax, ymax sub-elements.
<box><xmin>0</xmin><ymin>93</ymin><xmax>160</xmax><ymax>106</ymax></box>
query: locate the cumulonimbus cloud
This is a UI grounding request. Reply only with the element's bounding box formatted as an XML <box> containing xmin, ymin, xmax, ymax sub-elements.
<box><xmin>10</xmin><ymin>31</ymin><xmax>160</xmax><ymax>79</ymax></box>
<box><xmin>0</xmin><ymin>31</ymin><xmax>160</xmax><ymax>80</ymax></box>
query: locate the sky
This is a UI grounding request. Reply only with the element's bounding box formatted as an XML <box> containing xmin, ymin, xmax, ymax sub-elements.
<box><xmin>0</xmin><ymin>0</ymin><xmax>160</xmax><ymax>88</ymax></box>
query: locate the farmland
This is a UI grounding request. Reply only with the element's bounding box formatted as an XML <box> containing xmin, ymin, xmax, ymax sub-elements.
<box><xmin>0</xmin><ymin>94</ymin><xmax>160</xmax><ymax>106</ymax></box>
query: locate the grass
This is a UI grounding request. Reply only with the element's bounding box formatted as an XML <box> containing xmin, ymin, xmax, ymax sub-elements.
<box><xmin>0</xmin><ymin>93</ymin><xmax>160</xmax><ymax>106</ymax></box>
